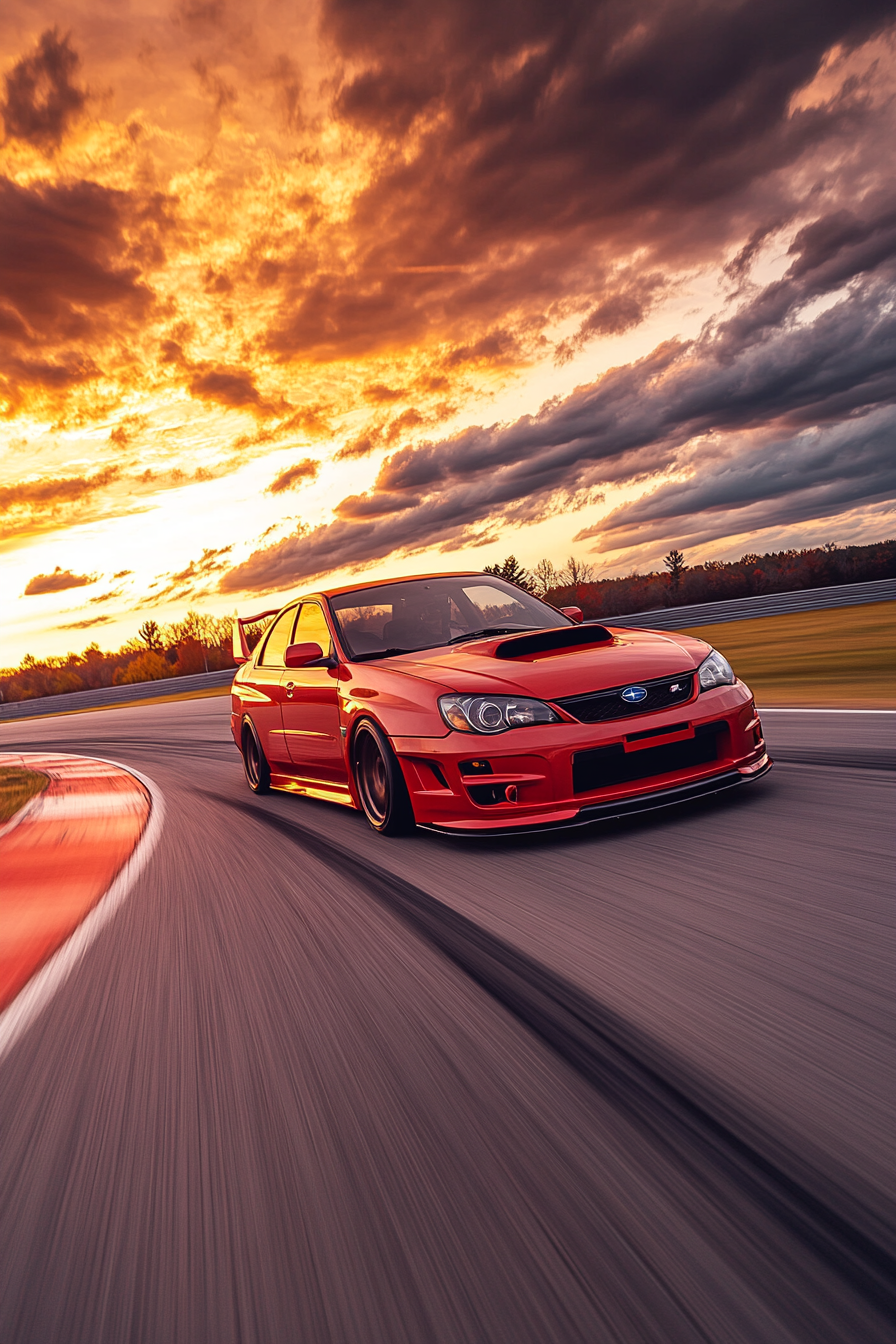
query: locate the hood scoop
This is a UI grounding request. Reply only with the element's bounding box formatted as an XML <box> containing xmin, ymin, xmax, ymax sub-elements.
<box><xmin>493</xmin><ymin>624</ymin><xmax>613</xmax><ymax>660</ymax></box>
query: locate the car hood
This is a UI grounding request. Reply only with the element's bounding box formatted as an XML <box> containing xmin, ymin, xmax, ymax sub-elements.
<box><xmin>371</xmin><ymin>626</ymin><xmax>709</xmax><ymax>698</ymax></box>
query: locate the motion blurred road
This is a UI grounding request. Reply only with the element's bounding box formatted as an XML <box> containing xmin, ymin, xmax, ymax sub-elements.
<box><xmin>0</xmin><ymin>699</ymin><xmax>893</xmax><ymax>1343</ymax></box>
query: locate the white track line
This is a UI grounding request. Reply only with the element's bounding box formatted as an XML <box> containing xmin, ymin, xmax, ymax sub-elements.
<box><xmin>0</xmin><ymin>756</ymin><xmax>165</xmax><ymax>1065</ymax></box>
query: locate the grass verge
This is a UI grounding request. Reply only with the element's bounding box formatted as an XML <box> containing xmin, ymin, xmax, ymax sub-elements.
<box><xmin>681</xmin><ymin>601</ymin><xmax>895</xmax><ymax>707</ymax></box>
<box><xmin>0</xmin><ymin>766</ymin><xmax>49</xmax><ymax>823</ymax></box>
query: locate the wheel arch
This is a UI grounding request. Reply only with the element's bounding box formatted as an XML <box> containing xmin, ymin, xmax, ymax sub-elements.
<box><xmin>347</xmin><ymin>714</ymin><xmax>417</xmax><ymax>833</ymax></box>
<box><xmin>346</xmin><ymin>711</ymin><xmax>387</xmax><ymax>799</ymax></box>
<box><xmin>346</xmin><ymin>712</ymin><xmax>414</xmax><ymax>785</ymax></box>
<box><xmin>239</xmin><ymin>712</ymin><xmax>271</xmax><ymax>793</ymax></box>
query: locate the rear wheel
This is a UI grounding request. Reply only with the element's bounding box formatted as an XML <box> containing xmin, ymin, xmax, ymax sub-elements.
<box><xmin>351</xmin><ymin>720</ymin><xmax>416</xmax><ymax>835</ymax></box>
<box><xmin>242</xmin><ymin>719</ymin><xmax>271</xmax><ymax>794</ymax></box>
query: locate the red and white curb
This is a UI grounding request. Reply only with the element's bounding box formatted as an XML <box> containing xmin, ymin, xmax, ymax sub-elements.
<box><xmin>0</xmin><ymin>753</ymin><xmax>164</xmax><ymax>1063</ymax></box>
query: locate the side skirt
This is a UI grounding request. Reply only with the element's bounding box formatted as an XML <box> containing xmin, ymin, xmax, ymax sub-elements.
<box><xmin>269</xmin><ymin>771</ymin><xmax>356</xmax><ymax>809</ymax></box>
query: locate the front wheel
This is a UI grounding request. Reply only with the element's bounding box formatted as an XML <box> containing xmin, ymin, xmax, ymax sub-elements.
<box><xmin>242</xmin><ymin>719</ymin><xmax>271</xmax><ymax>794</ymax></box>
<box><xmin>351</xmin><ymin>720</ymin><xmax>416</xmax><ymax>835</ymax></box>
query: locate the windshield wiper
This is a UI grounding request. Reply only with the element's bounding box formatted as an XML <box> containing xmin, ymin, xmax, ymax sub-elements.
<box><xmin>447</xmin><ymin>624</ymin><xmax>537</xmax><ymax>644</ymax></box>
<box><xmin>351</xmin><ymin>646</ymin><xmax>416</xmax><ymax>662</ymax></box>
<box><xmin>351</xmin><ymin>626</ymin><xmax>539</xmax><ymax>658</ymax></box>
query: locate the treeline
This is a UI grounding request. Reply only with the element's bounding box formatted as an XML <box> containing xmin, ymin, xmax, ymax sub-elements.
<box><xmin>485</xmin><ymin>537</ymin><xmax>896</xmax><ymax>619</ymax></box>
<box><xmin>0</xmin><ymin>612</ymin><xmax>237</xmax><ymax>704</ymax></box>
<box><xmin>3</xmin><ymin>539</ymin><xmax>893</xmax><ymax>702</ymax></box>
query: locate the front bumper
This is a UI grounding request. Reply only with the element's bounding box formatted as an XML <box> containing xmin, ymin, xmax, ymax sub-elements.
<box><xmin>393</xmin><ymin>682</ymin><xmax>771</xmax><ymax>833</ymax></box>
<box><xmin>441</xmin><ymin>758</ymin><xmax>772</xmax><ymax>837</ymax></box>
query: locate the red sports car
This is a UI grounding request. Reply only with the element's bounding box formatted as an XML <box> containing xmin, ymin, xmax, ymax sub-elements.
<box><xmin>230</xmin><ymin>572</ymin><xmax>771</xmax><ymax>835</ymax></box>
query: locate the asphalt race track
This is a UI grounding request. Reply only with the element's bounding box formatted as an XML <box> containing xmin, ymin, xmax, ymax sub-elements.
<box><xmin>1</xmin><ymin>700</ymin><xmax>893</xmax><ymax>1344</ymax></box>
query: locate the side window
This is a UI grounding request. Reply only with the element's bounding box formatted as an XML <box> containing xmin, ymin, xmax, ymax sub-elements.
<box><xmin>258</xmin><ymin>608</ymin><xmax>297</xmax><ymax>667</ymax></box>
<box><xmin>294</xmin><ymin>603</ymin><xmax>333</xmax><ymax>659</ymax></box>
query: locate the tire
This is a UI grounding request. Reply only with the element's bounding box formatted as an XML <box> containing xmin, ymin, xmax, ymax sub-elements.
<box><xmin>351</xmin><ymin>719</ymin><xmax>416</xmax><ymax>836</ymax></box>
<box><xmin>242</xmin><ymin>719</ymin><xmax>271</xmax><ymax>794</ymax></box>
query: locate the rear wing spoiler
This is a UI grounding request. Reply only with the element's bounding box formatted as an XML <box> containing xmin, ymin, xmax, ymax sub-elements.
<box><xmin>232</xmin><ymin>609</ymin><xmax>280</xmax><ymax>664</ymax></box>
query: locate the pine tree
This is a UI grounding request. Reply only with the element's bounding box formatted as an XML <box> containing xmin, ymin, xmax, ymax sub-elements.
<box><xmin>663</xmin><ymin>549</ymin><xmax>686</xmax><ymax>590</ymax></box>
<box><xmin>484</xmin><ymin>556</ymin><xmax>533</xmax><ymax>591</ymax></box>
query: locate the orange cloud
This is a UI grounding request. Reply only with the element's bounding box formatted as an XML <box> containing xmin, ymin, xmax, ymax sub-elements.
<box><xmin>0</xmin><ymin>467</ymin><xmax>120</xmax><ymax>514</ymax></box>
<box><xmin>1</xmin><ymin>6</ymin><xmax>895</xmax><ymax>641</ymax></box>
<box><xmin>267</xmin><ymin>459</ymin><xmax>319</xmax><ymax>493</ymax></box>
<box><xmin>1</xmin><ymin>28</ymin><xmax>87</xmax><ymax>151</ymax></box>
<box><xmin>60</xmin><ymin>615</ymin><xmax>114</xmax><ymax>630</ymax></box>
<box><xmin>24</xmin><ymin>566</ymin><xmax>97</xmax><ymax>595</ymax></box>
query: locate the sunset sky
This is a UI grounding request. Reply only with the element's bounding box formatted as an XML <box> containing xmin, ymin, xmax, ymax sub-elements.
<box><xmin>2</xmin><ymin>0</ymin><xmax>895</xmax><ymax>663</ymax></box>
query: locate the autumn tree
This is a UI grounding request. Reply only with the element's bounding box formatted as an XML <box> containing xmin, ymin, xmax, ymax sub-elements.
<box><xmin>170</xmin><ymin>610</ymin><xmax>217</xmax><ymax>645</ymax></box>
<box><xmin>138</xmin><ymin>619</ymin><xmax>162</xmax><ymax>651</ymax></box>
<box><xmin>531</xmin><ymin>558</ymin><xmax>559</xmax><ymax>597</ymax></box>
<box><xmin>114</xmin><ymin>651</ymin><xmax>172</xmax><ymax>685</ymax></box>
<box><xmin>559</xmin><ymin>556</ymin><xmax>595</xmax><ymax>586</ymax></box>
<box><xmin>174</xmin><ymin>637</ymin><xmax>208</xmax><ymax>675</ymax></box>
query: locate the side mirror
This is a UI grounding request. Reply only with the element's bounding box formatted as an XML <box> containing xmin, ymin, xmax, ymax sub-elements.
<box><xmin>284</xmin><ymin>642</ymin><xmax>323</xmax><ymax>668</ymax></box>
<box><xmin>560</xmin><ymin>606</ymin><xmax>584</xmax><ymax>624</ymax></box>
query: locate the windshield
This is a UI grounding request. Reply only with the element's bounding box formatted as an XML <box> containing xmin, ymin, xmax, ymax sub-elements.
<box><xmin>328</xmin><ymin>575</ymin><xmax>571</xmax><ymax>659</ymax></box>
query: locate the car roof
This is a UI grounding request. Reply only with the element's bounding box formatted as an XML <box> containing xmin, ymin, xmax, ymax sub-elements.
<box><xmin>297</xmin><ymin>571</ymin><xmax>484</xmax><ymax>603</ymax></box>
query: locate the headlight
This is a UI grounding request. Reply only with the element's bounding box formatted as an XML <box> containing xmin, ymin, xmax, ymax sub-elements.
<box><xmin>698</xmin><ymin>649</ymin><xmax>736</xmax><ymax>690</ymax></box>
<box><xmin>439</xmin><ymin>693</ymin><xmax>561</xmax><ymax>734</ymax></box>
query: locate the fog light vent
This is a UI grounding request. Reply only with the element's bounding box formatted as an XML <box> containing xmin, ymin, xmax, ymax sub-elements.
<box><xmin>468</xmin><ymin>782</ymin><xmax>507</xmax><ymax>805</ymax></box>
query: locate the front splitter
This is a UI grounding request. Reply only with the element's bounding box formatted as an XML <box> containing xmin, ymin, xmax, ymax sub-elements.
<box><xmin>419</xmin><ymin>757</ymin><xmax>773</xmax><ymax>838</ymax></box>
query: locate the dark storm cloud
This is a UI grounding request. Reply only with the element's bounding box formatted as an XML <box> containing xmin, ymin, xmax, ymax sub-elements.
<box><xmin>554</xmin><ymin>275</ymin><xmax>666</xmax><ymax>364</ymax></box>
<box><xmin>189</xmin><ymin>367</ymin><xmax>266</xmax><ymax>410</ymax></box>
<box><xmin>0</xmin><ymin>175</ymin><xmax>154</xmax><ymax>407</ymax></box>
<box><xmin>260</xmin><ymin>0</ymin><xmax>896</xmax><ymax>363</ymax></box>
<box><xmin>325</xmin><ymin>0</ymin><xmax>893</xmax><ymax>237</ymax></box>
<box><xmin>24</xmin><ymin>567</ymin><xmax>97</xmax><ymax>596</ymax></box>
<box><xmin>585</xmin><ymin>408</ymin><xmax>896</xmax><ymax>552</ymax></box>
<box><xmin>159</xmin><ymin>339</ymin><xmax>273</xmax><ymax>414</ymax></box>
<box><xmin>1</xmin><ymin>28</ymin><xmax>87</xmax><ymax>150</ymax></box>
<box><xmin>715</xmin><ymin>192</ymin><xmax>896</xmax><ymax>353</ymax></box>
<box><xmin>0</xmin><ymin>176</ymin><xmax>151</xmax><ymax>337</ymax></box>
<box><xmin>222</xmin><ymin>213</ymin><xmax>896</xmax><ymax>592</ymax></box>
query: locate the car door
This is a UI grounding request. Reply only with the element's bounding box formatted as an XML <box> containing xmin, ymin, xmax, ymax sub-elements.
<box><xmin>280</xmin><ymin>602</ymin><xmax>346</xmax><ymax>784</ymax></box>
<box><xmin>249</xmin><ymin>605</ymin><xmax>298</xmax><ymax>765</ymax></box>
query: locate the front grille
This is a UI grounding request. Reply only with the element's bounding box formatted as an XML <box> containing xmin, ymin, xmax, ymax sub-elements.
<box><xmin>555</xmin><ymin>672</ymin><xmax>694</xmax><ymax>724</ymax></box>
<box><xmin>572</xmin><ymin>721</ymin><xmax>724</xmax><ymax>794</ymax></box>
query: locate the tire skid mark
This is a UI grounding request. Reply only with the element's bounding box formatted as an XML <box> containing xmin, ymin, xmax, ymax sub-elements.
<box><xmin>773</xmin><ymin>752</ymin><xmax>895</xmax><ymax>771</ymax></box>
<box><xmin>206</xmin><ymin>790</ymin><xmax>896</xmax><ymax>1330</ymax></box>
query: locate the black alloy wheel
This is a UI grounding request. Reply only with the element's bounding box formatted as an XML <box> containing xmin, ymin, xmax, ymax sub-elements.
<box><xmin>351</xmin><ymin>719</ymin><xmax>416</xmax><ymax>835</ymax></box>
<box><xmin>242</xmin><ymin>719</ymin><xmax>271</xmax><ymax>794</ymax></box>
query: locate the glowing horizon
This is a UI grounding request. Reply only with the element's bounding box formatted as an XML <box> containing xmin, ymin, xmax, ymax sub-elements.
<box><xmin>2</xmin><ymin>3</ymin><xmax>895</xmax><ymax>664</ymax></box>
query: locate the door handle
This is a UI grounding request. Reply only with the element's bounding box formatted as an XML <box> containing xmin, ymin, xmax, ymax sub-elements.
<box><xmin>285</xmin><ymin>681</ymin><xmax>295</xmax><ymax>698</ymax></box>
